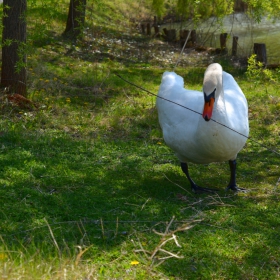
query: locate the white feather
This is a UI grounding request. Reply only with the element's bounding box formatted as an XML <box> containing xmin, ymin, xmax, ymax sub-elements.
<box><xmin>156</xmin><ymin>63</ymin><xmax>249</xmax><ymax>165</ymax></box>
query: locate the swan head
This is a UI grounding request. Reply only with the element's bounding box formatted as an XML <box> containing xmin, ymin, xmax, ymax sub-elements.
<box><xmin>202</xmin><ymin>63</ymin><xmax>223</xmax><ymax>122</ymax></box>
<box><xmin>203</xmin><ymin>89</ymin><xmax>216</xmax><ymax>121</ymax></box>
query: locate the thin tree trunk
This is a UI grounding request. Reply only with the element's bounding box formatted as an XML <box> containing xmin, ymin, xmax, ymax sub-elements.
<box><xmin>64</xmin><ymin>0</ymin><xmax>86</xmax><ymax>38</ymax></box>
<box><xmin>1</xmin><ymin>0</ymin><xmax>27</xmax><ymax>96</ymax></box>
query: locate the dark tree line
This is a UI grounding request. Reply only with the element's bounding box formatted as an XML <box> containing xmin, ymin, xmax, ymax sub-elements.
<box><xmin>64</xmin><ymin>0</ymin><xmax>87</xmax><ymax>38</ymax></box>
<box><xmin>1</xmin><ymin>0</ymin><xmax>27</xmax><ymax>95</ymax></box>
<box><xmin>1</xmin><ymin>0</ymin><xmax>87</xmax><ymax>96</ymax></box>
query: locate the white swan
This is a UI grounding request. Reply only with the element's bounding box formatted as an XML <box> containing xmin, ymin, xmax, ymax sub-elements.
<box><xmin>156</xmin><ymin>63</ymin><xmax>249</xmax><ymax>192</ymax></box>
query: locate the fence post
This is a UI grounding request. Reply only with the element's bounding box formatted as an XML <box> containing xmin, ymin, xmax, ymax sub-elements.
<box><xmin>140</xmin><ymin>23</ymin><xmax>146</xmax><ymax>35</ymax></box>
<box><xmin>191</xmin><ymin>30</ymin><xmax>196</xmax><ymax>45</ymax></box>
<box><xmin>163</xmin><ymin>28</ymin><xmax>176</xmax><ymax>42</ymax></box>
<box><xmin>232</xmin><ymin>36</ymin><xmax>238</xmax><ymax>56</ymax></box>
<box><xmin>147</xmin><ymin>23</ymin><xmax>151</xmax><ymax>35</ymax></box>
<box><xmin>180</xmin><ymin>30</ymin><xmax>189</xmax><ymax>47</ymax></box>
<box><xmin>220</xmin><ymin>33</ymin><xmax>228</xmax><ymax>52</ymax></box>
<box><xmin>154</xmin><ymin>16</ymin><xmax>159</xmax><ymax>37</ymax></box>
<box><xmin>253</xmin><ymin>43</ymin><xmax>267</xmax><ymax>66</ymax></box>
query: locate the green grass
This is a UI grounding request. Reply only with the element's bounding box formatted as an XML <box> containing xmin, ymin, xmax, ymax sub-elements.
<box><xmin>0</xmin><ymin>0</ymin><xmax>280</xmax><ymax>279</ymax></box>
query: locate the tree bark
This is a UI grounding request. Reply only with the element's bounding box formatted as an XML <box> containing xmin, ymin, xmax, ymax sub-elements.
<box><xmin>1</xmin><ymin>0</ymin><xmax>27</xmax><ymax>96</ymax></box>
<box><xmin>64</xmin><ymin>0</ymin><xmax>87</xmax><ymax>38</ymax></box>
<box><xmin>254</xmin><ymin>43</ymin><xmax>267</xmax><ymax>66</ymax></box>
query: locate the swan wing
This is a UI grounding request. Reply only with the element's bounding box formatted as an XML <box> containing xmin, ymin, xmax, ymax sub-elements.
<box><xmin>157</xmin><ymin>72</ymin><xmax>204</xmax><ymax>162</ymax></box>
<box><xmin>223</xmin><ymin>71</ymin><xmax>249</xmax><ymax>137</ymax></box>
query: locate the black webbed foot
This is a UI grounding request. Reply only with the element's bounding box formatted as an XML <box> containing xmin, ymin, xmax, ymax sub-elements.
<box><xmin>226</xmin><ymin>160</ymin><xmax>248</xmax><ymax>193</ymax></box>
<box><xmin>181</xmin><ymin>162</ymin><xmax>219</xmax><ymax>194</ymax></box>
<box><xmin>180</xmin><ymin>160</ymin><xmax>248</xmax><ymax>194</ymax></box>
<box><xmin>226</xmin><ymin>184</ymin><xmax>248</xmax><ymax>193</ymax></box>
<box><xmin>191</xmin><ymin>183</ymin><xmax>219</xmax><ymax>194</ymax></box>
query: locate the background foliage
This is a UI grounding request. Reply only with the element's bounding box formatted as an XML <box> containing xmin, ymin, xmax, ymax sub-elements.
<box><xmin>152</xmin><ymin>0</ymin><xmax>280</xmax><ymax>21</ymax></box>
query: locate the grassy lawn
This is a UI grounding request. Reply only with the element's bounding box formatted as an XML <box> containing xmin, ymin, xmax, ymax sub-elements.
<box><xmin>0</xmin><ymin>0</ymin><xmax>280</xmax><ymax>279</ymax></box>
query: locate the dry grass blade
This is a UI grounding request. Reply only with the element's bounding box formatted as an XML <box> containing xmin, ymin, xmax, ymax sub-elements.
<box><xmin>141</xmin><ymin>198</ymin><xmax>151</xmax><ymax>210</ymax></box>
<box><xmin>136</xmin><ymin>236</ymin><xmax>149</xmax><ymax>259</ymax></box>
<box><xmin>0</xmin><ymin>235</ymin><xmax>12</xmax><ymax>260</ymax></box>
<box><xmin>162</xmin><ymin>173</ymin><xmax>192</xmax><ymax>195</ymax></box>
<box><xmin>75</xmin><ymin>245</ymin><xmax>92</xmax><ymax>266</ymax></box>
<box><xmin>44</xmin><ymin>218</ymin><xmax>61</xmax><ymax>259</ymax></box>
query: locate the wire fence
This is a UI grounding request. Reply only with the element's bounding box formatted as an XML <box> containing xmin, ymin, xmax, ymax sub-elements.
<box><xmin>151</xmin><ymin>13</ymin><xmax>280</xmax><ymax>65</ymax></box>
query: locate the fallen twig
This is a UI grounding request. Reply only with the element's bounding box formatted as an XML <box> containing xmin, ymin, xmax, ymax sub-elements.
<box><xmin>134</xmin><ymin>216</ymin><xmax>202</xmax><ymax>266</ymax></box>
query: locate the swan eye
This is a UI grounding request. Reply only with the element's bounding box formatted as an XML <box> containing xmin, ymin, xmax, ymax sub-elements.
<box><xmin>204</xmin><ymin>89</ymin><xmax>216</xmax><ymax>103</ymax></box>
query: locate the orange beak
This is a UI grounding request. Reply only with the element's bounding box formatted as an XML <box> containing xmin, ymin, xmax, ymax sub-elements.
<box><xmin>202</xmin><ymin>97</ymin><xmax>215</xmax><ymax>121</ymax></box>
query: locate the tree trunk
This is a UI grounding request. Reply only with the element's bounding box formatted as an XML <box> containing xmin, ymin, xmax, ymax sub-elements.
<box><xmin>220</xmin><ymin>33</ymin><xmax>228</xmax><ymax>50</ymax></box>
<box><xmin>64</xmin><ymin>0</ymin><xmax>87</xmax><ymax>38</ymax></box>
<box><xmin>254</xmin><ymin>43</ymin><xmax>267</xmax><ymax>66</ymax></box>
<box><xmin>1</xmin><ymin>0</ymin><xmax>27</xmax><ymax>96</ymax></box>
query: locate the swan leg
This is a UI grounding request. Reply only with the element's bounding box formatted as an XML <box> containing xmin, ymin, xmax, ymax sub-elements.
<box><xmin>180</xmin><ymin>162</ymin><xmax>219</xmax><ymax>193</ymax></box>
<box><xmin>226</xmin><ymin>160</ymin><xmax>247</xmax><ymax>192</ymax></box>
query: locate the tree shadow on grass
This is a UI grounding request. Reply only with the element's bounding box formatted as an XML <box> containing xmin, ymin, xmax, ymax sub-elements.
<box><xmin>0</xmin><ymin>119</ymin><xmax>279</xmax><ymax>277</ymax></box>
